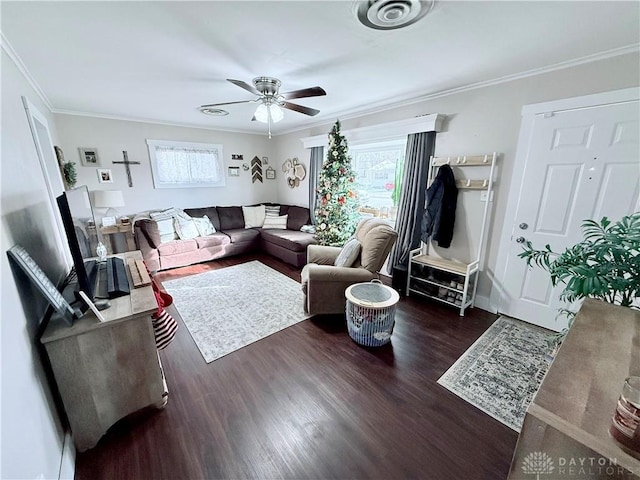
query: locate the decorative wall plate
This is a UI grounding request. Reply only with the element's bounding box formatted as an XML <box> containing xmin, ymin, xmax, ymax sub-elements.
<box><xmin>282</xmin><ymin>157</ymin><xmax>305</xmax><ymax>188</ymax></box>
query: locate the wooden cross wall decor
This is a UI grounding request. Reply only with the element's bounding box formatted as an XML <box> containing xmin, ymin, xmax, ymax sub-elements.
<box><xmin>112</xmin><ymin>151</ymin><xmax>140</xmax><ymax>187</ymax></box>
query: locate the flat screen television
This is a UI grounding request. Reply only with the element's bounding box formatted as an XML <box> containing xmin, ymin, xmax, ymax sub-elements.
<box><xmin>56</xmin><ymin>185</ymin><xmax>100</xmax><ymax>302</ymax></box>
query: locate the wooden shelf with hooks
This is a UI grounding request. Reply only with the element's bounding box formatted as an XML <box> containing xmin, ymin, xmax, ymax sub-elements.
<box><xmin>407</xmin><ymin>152</ymin><xmax>497</xmax><ymax>316</ymax></box>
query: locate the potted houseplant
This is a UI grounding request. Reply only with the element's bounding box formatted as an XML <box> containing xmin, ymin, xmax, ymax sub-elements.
<box><xmin>62</xmin><ymin>161</ymin><xmax>77</xmax><ymax>189</ymax></box>
<box><xmin>519</xmin><ymin>212</ymin><xmax>640</xmax><ymax>350</ymax></box>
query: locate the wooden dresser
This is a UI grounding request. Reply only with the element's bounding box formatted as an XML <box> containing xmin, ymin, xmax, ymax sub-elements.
<box><xmin>41</xmin><ymin>251</ymin><xmax>164</xmax><ymax>452</ymax></box>
<box><xmin>508</xmin><ymin>299</ymin><xmax>640</xmax><ymax>479</ymax></box>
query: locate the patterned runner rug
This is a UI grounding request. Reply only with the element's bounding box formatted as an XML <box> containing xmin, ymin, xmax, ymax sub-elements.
<box><xmin>437</xmin><ymin>316</ymin><xmax>554</xmax><ymax>431</ymax></box>
<box><xmin>163</xmin><ymin>261</ymin><xmax>309</xmax><ymax>363</ymax></box>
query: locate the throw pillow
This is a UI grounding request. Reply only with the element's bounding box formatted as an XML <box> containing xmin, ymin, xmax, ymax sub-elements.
<box><xmin>265</xmin><ymin>205</ymin><xmax>280</xmax><ymax>217</ymax></box>
<box><xmin>192</xmin><ymin>215</ymin><xmax>216</xmax><ymax>236</ymax></box>
<box><xmin>150</xmin><ymin>207</ymin><xmax>190</xmax><ymax>221</ymax></box>
<box><xmin>334</xmin><ymin>238</ymin><xmax>361</xmax><ymax>267</ymax></box>
<box><xmin>242</xmin><ymin>205</ymin><xmax>266</xmax><ymax>228</ymax></box>
<box><xmin>262</xmin><ymin>214</ymin><xmax>288</xmax><ymax>230</ymax></box>
<box><xmin>174</xmin><ymin>217</ymin><xmax>200</xmax><ymax>240</ymax></box>
<box><xmin>156</xmin><ymin>218</ymin><xmax>178</xmax><ymax>243</ymax></box>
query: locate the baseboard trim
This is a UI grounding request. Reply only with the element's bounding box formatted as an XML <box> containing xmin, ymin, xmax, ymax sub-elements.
<box><xmin>58</xmin><ymin>431</ymin><xmax>75</xmax><ymax>480</ymax></box>
<box><xmin>474</xmin><ymin>295</ymin><xmax>498</xmax><ymax>314</ymax></box>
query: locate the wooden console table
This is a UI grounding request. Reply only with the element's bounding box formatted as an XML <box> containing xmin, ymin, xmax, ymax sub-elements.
<box><xmin>41</xmin><ymin>251</ymin><xmax>164</xmax><ymax>451</ymax></box>
<box><xmin>508</xmin><ymin>299</ymin><xmax>640</xmax><ymax>479</ymax></box>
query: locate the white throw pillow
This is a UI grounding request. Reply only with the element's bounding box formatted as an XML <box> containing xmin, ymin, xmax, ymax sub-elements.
<box><xmin>157</xmin><ymin>218</ymin><xmax>178</xmax><ymax>243</ymax></box>
<box><xmin>192</xmin><ymin>215</ymin><xmax>216</xmax><ymax>236</ymax></box>
<box><xmin>334</xmin><ymin>238</ymin><xmax>361</xmax><ymax>267</ymax></box>
<box><xmin>174</xmin><ymin>217</ymin><xmax>200</xmax><ymax>240</ymax></box>
<box><xmin>262</xmin><ymin>214</ymin><xmax>288</xmax><ymax>230</ymax></box>
<box><xmin>265</xmin><ymin>205</ymin><xmax>280</xmax><ymax>217</ymax></box>
<box><xmin>242</xmin><ymin>205</ymin><xmax>266</xmax><ymax>229</ymax></box>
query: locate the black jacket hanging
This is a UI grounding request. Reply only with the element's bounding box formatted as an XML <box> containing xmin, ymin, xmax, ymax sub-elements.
<box><xmin>421</xmin><ymin>164</ymin><xmax>458</xmax><ymax>248</ymax></box>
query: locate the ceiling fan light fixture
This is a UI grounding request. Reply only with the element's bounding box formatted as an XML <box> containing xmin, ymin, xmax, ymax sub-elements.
<box><xmin>254</xmin><ymin>103</ymin><xmax>284</xmax><ymax>123</ymax></box>
<box><xmin>354</xmin><ymin>0</ymin><xmax>434</xmax><ymax>30</ymax></box>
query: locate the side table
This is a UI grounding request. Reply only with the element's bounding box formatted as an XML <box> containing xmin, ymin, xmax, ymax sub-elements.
<box><xmin>345</xmin><ymin>281</ymin><xmax>400</xmax><ymax>347</ymax></box>
<box><xmin>101</xmin><ymin>223</ymin><xmax>136</xmax><ymax>254</ymax></box>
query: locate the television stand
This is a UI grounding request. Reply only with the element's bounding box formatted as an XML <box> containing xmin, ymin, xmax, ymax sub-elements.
<box><xmin>41</xmin><ymin>251</ymin><xmax>165</xmax><ymax>452</ymax></box>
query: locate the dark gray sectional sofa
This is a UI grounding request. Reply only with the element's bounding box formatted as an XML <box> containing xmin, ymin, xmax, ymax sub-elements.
<box><xmin>134</xmin><ymin>204</ymin><xmax>316</xmax><ymax>272</ymax></box>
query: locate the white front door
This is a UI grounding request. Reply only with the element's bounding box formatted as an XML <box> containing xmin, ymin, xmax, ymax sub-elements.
<box><xmin>500</xmin><ymin>100</ymin><xmax>639</xmax><ymax>331</ymax></box>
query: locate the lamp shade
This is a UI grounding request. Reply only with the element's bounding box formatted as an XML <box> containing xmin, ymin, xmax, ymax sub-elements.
<box><xmin>93</xmin><ymin>190</ymin><xmax>125</xmax><ymax>208</ymax></box>
<box><xmin>254</xmin><ymin>103</ymin><xmax>284</xmax><ymax>123</ymax></box>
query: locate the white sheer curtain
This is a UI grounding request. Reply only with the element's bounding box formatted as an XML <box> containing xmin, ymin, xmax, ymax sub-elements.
<box><xmin>155</xmin><ymin>146</ymin><xmax>220</xmax><ymax>184</ymax></box>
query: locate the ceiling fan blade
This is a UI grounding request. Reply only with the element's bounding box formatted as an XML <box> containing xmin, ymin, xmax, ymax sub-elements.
<box><xmin>280</xmin><ymin>86</ymin><xmax>327</xmax><ymax>100</ymax></box>
<box><xmin>227</xmin><ymin>78</ymin><xmax>260</xmax><ymax>95</ymax></box>
<box><xmin>282</xmin><ymin>102</ymin><xmax>320</xmax><ymax>116</ymax></box>
<box><xmin>200</xmin><ymin>99</ymin><xmax>256</xmax><ymax>108</ymax></box>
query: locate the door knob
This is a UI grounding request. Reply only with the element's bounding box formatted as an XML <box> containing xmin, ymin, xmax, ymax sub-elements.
<box><xmin>519</xmin><ymin>223</ymin><xmax>528</xmax><ymax>230</ymax></box>
<box><xmin>516</xmin><ymin>236</ymin><xmax>526</xmax><ymax>244</ymax></box>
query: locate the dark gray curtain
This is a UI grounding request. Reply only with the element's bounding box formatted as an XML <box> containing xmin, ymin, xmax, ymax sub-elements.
<box><xmin>308</xmin><ymin>146</ymin><xmax>324</xmax><ymax>225</ymax></box>
<box><xmin>387</xmin><ymin>131</ymin><xmax>436</xmax><ymax>273</ymax></box>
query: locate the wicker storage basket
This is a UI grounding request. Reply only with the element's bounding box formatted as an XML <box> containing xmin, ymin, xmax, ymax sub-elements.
<box><xmin>345</xmin><ymin>280</ymin><xmax>400</xmax><ymax>347</ymax></box>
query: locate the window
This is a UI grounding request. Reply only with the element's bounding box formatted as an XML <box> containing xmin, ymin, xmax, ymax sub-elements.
<box><xmin>350</xmin><ymin>140</ymin><xmax>406</xmax><ymax>221</ymax></box>
<box><xmin>146</xmin><ymin>139</ymin><xmax>225</xmax><ymax>189</ymax></box>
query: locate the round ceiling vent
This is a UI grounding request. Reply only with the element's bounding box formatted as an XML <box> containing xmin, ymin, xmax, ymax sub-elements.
<box><xmin>354</xmin><ymin>0</ymin><xmax>434</xmax><ymax>30</ymax></box>
<box><xmin>200</xmin><ymin>107</ymin><xmax>229</xmax><ymax>116</ymax></box>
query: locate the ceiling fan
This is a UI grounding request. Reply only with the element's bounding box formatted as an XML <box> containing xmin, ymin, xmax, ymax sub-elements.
<box><xmin>200</xmin><ymin>77</ymin><xmax>326</xmax><ymax>137</ymax></box>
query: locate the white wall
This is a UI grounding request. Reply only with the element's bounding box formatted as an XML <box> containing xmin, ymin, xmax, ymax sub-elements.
<box><xmin>1</xmin><ymin>50</ymin><xmax>72</xmax><ymax>479</ymax></box>
<box><xmin>53</xmin><ymin>115</ymin><xmax>278</xmax><ymax>219</ymax></box>
<box><xmin>273</xmin><ymin>52</ymin><xmax>640</xmax><ymax>307</ymax></box>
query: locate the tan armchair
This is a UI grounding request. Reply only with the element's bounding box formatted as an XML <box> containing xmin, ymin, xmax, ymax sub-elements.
<box><xmin>301</xmin><ymin>218</ymin><xmax>398</xmax><ymax>315</ymax></box>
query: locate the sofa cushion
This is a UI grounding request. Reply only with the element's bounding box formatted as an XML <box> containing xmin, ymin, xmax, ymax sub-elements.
<box><xmin>261</xmin><ymin>229</ymin><xmax>316</xmax><ymax>253</ymax></box>
<box><xmin>286</xmin><ymin>205</ymin><xmax>310</xmax><ymax>230</ymax></box>
<box><xmin>136</xmin><ymin>219</ymin><xmax>161</xmax><ymax>248</ymax></box>
<box><xmin>157</xmin><ymin>239</ymin><xmax>198</xmax><ymax>256</ymax></box>
<box><xmin>195</xmin><ymin>233</ymin><xmax>231</xmax><ymax>249</ymax></box>
<box><xmin>184</xmin><ymin>207</ymin><xmax>221</xmax><ymax>231</ymax></box>
<box><xmin>224</xmin><ymin>228</ymin><xmax>261</xmax><ymax>244</ymax></box>
<box><xmin>217</xmin><ymin>206</ymin><xmax>244</xmax><ymax>230</ymax></box>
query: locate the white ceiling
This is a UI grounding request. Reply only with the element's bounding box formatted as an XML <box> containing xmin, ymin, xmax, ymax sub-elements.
<box><xmin>2</xmin><ymin>1</ymin><xmax>639</xmax><ymax>136</ymax></box>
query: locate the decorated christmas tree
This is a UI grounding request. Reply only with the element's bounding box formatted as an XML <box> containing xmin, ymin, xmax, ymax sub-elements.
<box><xmin>314</xmin><ymin>120</ymin><xmax>359</xmax><ymax>246</ymax></box>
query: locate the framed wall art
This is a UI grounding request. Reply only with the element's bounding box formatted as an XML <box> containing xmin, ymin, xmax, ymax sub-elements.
<box><xmin>79</xmin><ymin>147</ymin><xmax>101</xmax><ymax>167</ymax></box>
<box><xmin>97</xmin><ymin>168</ymin><xmax>113</xmax><ymax>183</ymax></box>
<box><xmin>265</xmin><ymin>166</ymin><xmax>276</xmax><ymax>180</ymax></box>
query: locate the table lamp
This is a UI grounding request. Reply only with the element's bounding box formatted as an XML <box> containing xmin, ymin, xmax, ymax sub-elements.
<box><xmin>93</xmin><ymin>190</ymin><xmax>125</xmax><ymax>220</ymax></box>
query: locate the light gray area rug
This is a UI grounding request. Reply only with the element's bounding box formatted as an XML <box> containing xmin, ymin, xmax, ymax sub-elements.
<box><xmin>437</xmin><ymin>316</ymin><xmax>554</xmax><ymax>432</ymax></box>
<box><xmin>164</xmin><ymin>261</ymin><xmax>309</xmax><ymax>363</ymax></box>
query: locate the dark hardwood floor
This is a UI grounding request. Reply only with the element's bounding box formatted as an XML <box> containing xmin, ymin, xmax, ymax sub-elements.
<box><xmin>75</xmin><ymin>253</ymin><xmax>518</xmax><ymax>480</ymax></box>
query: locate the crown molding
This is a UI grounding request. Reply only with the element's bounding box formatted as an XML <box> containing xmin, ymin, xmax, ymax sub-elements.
<box><xmin>279</xmin><ymin>43</ymin><xmax>640</xmax><ymax>137</ymax></box>
<box><xmin>1</xmin><ymin>32</ymin><xmax>54</xmax><ymax>112</ymax></box>
<box><xmin>52</xmin><ymin>109</ymin><xmax>266</xmax><ymax>136</ymax></box>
